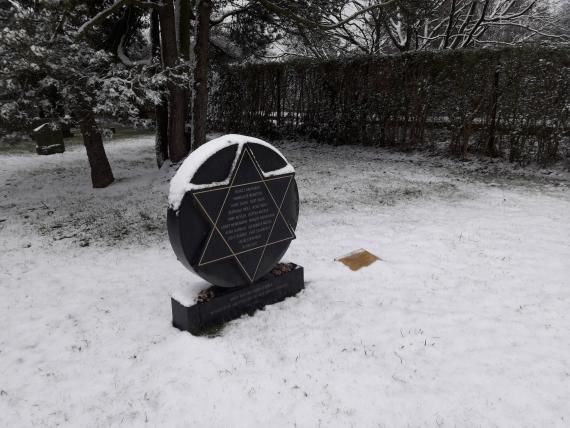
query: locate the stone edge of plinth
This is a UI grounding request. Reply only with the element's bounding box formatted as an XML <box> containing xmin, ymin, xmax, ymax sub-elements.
<box><xmin>172</xmin><ymin>265</ymin><xmax>304</xmax><ymax>335</ymax></box>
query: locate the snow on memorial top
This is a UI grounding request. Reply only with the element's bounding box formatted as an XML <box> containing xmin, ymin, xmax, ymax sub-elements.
<box><xmin>168</xmin><ymin>134</ymin><xmax>294</xmax><ymax>211</ymax></box>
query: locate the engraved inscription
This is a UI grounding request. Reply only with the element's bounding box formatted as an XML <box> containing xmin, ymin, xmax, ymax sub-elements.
<box><xmin>207</xmin><ymin>279</ymin><xmax>295</xmax><ymax>315</ymax></box>
<box><xmin>191</xmin><ymin>145</ymin><xmax>297</xmax><ymax>283</ymax></box>
<box><xmin>219</xmin><ymin>183</ymin><xmax>276</xmax><ymax>252</ymax></box>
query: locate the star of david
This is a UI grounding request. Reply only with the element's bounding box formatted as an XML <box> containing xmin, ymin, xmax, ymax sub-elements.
<box><xmin>192</xmin><ymin>146</ymin><xmax>296</xmax><ymax>284</ymax></box>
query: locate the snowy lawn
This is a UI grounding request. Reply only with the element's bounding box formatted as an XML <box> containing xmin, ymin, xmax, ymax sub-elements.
<box><xmin>1</xmin><ymin>134</ymin><xmax>569</xmax><ymax>427</ymax></box>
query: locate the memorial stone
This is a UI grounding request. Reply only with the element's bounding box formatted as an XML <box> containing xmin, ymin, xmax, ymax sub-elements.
<box><xmin>167</xmin><ymin>135</ymin><xmax>304</xmax><ymax>334</ymax></box>
<box><xmin>32</xmin><ymin>122</ymin><xmax>65</xmax><ymax>155</ymax></box>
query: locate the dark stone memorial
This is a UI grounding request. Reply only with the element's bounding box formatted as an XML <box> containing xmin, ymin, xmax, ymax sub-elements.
<box><xmin>32</xmin><ymin>122</ymin><xmax>65</xmax><ymax>155</ymax></box>
<box><xmin>167</xmin><ymin>135</ymin><xmax>303</xmax><ymax>334</ymax></box>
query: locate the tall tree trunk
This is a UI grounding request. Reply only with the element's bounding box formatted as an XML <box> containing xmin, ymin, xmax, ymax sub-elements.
<box><xmin>191</xmin><ymin>0</ymin><xmax>213</xmax><ymax>149</ymax></box>
<box><xmin>80</xmin><ymin>112</ymin><xmax>114</xmax><ymax>188</ymax></box>
<box><xmin>151</xmin><ymin>7</ymin><xmax>169</xmax><ymax>167</ymax></box>
<box><xmin>179</xmin><ymin>0</ymin><xmax>192</xmax><ymax>60</ymax></box>
<box><xmin>169</xmin><ymin>86</ymin><xmax>187</xmax><ymax>161</ymax></box>
<box><xmin>159</xmin><ymin>0</ymin><xmax>187</xmax><ymax>162</ymax></box>
<box><xmin>486</xmin><ymin>65</ymin><xmax>500</xmax><ymax>157</ymax></box>
<box><xmin>151</xmin><ymin>6</ymin><xmax>161</xmax><ymax>58</ymax></box>
<box><xmin>155</xmin><ymin>100</ymin><xmax>169</xmax><ymax>167</ymax></box>
<box><xmin>179</xmin><ymin>0</ymin><xmax>193</xmax><ymax>151</ymax></box>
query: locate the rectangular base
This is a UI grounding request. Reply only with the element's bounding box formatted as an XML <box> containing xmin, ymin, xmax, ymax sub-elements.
<box><xmin>171</xmin><ymin>266</ymin><xmax>305</xmax><ymax>335</ymax></box>
<box><xmin>172</xmin><ymin>265</ymin><xmax>304</xmax><ymax>335</ymax></box>
<box><xmin>36</xmin><ymin>144</ymin><xmax>65</xmax><ymax>155</ymax></box>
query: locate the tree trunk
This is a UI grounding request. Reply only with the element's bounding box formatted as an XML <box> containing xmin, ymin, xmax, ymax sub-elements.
<box><xmin>179</xmin><ymin>0</ymin><xmax>193</xmax><ymax>151</ymax></box>
<box><xmin>486</xmin><ymin>65</ymin><xmax>500</xmax><ymax>157</ymax></box>
<box><xmin>152</xmin><ymin>8</ymin><xmax>169</xmax><ymax>166</ymax></box>
<box><xmin>179</xmin><ymin>0</ymin><xmax>192</xmax><ymax>60</ymax></box>
<box><xmin>150</xmin><ymin>7</ymin><xmax>161</xmax><ymax>58</ymax></box>
<box><xmin>169</xmin><ymin>87</ymin><xmax>187</xmax><ymax>161</ymax></box>
<box><xmin>191</xmin><ymin>0</ymin><xmax>213</xmax><ymax>149</ymax></box>
<box><xmin>80</xmin><ymin>113</ymin><xmax>114</xmax><ymax>188</ymax></box>
<box><xmin>155</xmin><ymin>99</ymin><xmax>169</xmax><ymax>167</ymax></box>
<box><xmin>159</xmin><ymin>0</ymin><xmax>187</xmax><ymax>162</ymax></box>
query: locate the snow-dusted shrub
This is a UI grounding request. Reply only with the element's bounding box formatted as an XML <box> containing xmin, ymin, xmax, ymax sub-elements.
<box><xmin>211</xmin><ymin>46</ymin><xmax>570</xmax><ymax>165</ymax></box>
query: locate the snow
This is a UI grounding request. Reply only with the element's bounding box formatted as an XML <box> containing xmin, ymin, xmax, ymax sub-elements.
<box><xmin>1</xmin><ymin>134</ymin><xmax>570</xmax><ymax>427</ymax></box>
<box><xmin>33</xmin><ymin>122</ymin><xmax>48</xmax><ymax>132</ymax></box>
<box><xmin>170</xmin><ymin>290</ymin><xmax>195</xmax><ymax>308</ymax></box>
<box><xmin>336</xmin><ymin>248</ymin><xmax>369</xmax><ymax>259</ymax></box>
<box><xmin>210</xmin><ymin>33</ymin><xmax>244</xmax><ymax>59</ymax></box>
<box><xmin>168</xmin><ymin>134</ymin><xmax>294</xmax><ymax>211</ymax></box>
<box><xmin>37</xmin><ymin>144</ymin><xmax>64</xmax><ymax>150</ymax></box>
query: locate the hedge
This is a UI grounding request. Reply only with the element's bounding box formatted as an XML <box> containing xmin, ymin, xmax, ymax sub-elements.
<box><xmin>210</xmin><ymin>46</ymin><xmax>570</xmax><ymax>165</ymax></box>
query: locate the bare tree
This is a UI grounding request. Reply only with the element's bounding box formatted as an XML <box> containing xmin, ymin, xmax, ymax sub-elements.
<box><xmin>420</xmin><ymin>0</ymin><xmax>566</xmax><ymax>50</ymax></box>
<box><xmin>276</xmin><ymin>0</ymin><xmax>569</xmax><ymax>57</ymax></box>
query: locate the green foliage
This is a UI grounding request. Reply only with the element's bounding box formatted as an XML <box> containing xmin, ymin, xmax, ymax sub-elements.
<box><xmin>211</xmin><ymin>46</ymin><xmax>570</xmax><ymax>165</ymax></box>
<box><xmin>0</xmin><ymin>1</ymin><xmax>154</xmax><ymax>139</ymax></box>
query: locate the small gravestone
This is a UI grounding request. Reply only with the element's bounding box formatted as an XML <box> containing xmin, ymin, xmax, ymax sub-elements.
<box><xmin>32</xmin><ymin>122</ymin><xmax>65</xmax><ymax>155</ymax></box>
<box><xmin>167</xmin><ymin>134</ymin><xmax>304</xmax><ymax>334</ymax></box>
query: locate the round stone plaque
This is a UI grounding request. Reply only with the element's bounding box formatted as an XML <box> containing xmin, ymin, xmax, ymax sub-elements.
<box><xmin>167</xmin><ymin>135</ymin><xmax>299</xmax><ymax>288</ymax></box>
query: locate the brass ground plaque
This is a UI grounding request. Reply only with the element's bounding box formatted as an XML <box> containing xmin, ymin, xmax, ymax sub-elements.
<box><xmin>336</xmin><ymin>249</ymin><xmax>381</xmax><ymax>271</ymax></box>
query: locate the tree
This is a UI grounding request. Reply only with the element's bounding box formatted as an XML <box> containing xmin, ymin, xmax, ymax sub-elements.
<box><xmin>272</xmin><ymin>0</ymin><xmax>569</xmax><ymax>57</ymax></box>
<box><xmin>1</xmin><ymin>1</ymin><xmax>149</xmax><ymax>188</ymax></box>
<box><xmin>157</xmin><ymin>0</ymin><xmax>188</xmax><ymax>162</ymax></box>
<box><xmin>78</xmin><ymin>0</ymin><xmax>250</xmax><ymax>160</ymax></box>
<box><xmin>416</xmin><ymin>0</ymin><xmax>566</xmax><ymax>50</ymax></box>
<box><xmin>192</xmin><ymin>0</ymin><xmax>214</xmax><ymax>150</ymax></box>
<box><xmin>76</xmin><ymin>0</ymin><xmax>399</xmax><ymax>160</ymax></box>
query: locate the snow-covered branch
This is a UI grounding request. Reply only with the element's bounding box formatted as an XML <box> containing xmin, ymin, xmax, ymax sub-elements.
<box><xmin>6</xmin><ymin>0</ymin><xmax>23</xmax><ymax>11</ymax></box>
<box><xmin>210</xmin><ymin>5</ymin><xmax>251</xmax><ymax>26</ymax></box>
<box><xmin>210</xmin><ymin>33</ymin><xmax>244</xmax><ymax>59</ymax></box>
<box><xmin>76</xmin><ymin>0</ymin><xmax>160</xmax><ymax>37</ymax></box>
<box><xmin>254</xmin><ymin>0</ymin><xmax>398</xmax><ymax>31</ymax></box>
<box><xmin>76</xmin><ymin>0</ymin><xmax>129</xmax><ymax>36</ymax></box>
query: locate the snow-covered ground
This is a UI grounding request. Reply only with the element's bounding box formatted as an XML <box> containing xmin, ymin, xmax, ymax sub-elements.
<box><xmin>1</xmin><ymin>134</ymin><xmax>569</xmax><ymax>427</ymax></box>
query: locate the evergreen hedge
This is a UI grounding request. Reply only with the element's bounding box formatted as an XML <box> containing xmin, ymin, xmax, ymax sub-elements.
<box><xmin>210</xmin><ymin>47</ymin><xmax>570</xmax><ymax>165</ymax></box>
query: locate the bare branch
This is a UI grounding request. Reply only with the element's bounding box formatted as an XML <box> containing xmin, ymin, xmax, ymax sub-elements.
<box><xmin>253</xmin><ymin>0</ymin><xmax>398</xmax><ymax>31</ymax></box>
<box><xmin>76</xmin><ymin>0</ymin><xmax>160</xmax><ymax>37</ymax></box>
<box><xmin>481</xmin><ymin>21</ymin><xmax>569</xmax><ymax>40</ymax></box>
<box><xmin>450</xmin><ymin>0</ymin><xmax>477</xmax><ymax>48</ymax></box>
<box><xmin>76</xmin><ymin>0</ymin><xmax>129</xmax><ymax>36</ymax></box>
<box><xmin>485</xmin><ymin>1</ymin><xmax>537</xmax><ymax>23</ymax></box>
<box><xmin>461</xmin><ymin>0</ymin><xmax>491</xmax><ymax>48</ymax></box>
<box><xmin>441</xmin><ymin>0</ymin><xmax>457</xmax><ymax>49</ymax></box>
<box><xmin>7</xmin><ymin>0</ymin><xmax>23</xmax><ymax>10</ymax></box>
<box><xmin>210</xmin><ymin>5</ymin><xmax>251</xmax><ymax>25</ymax></box>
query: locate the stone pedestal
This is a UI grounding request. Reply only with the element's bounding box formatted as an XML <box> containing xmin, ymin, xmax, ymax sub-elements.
<box><xmin>172</xmin><ymin>265</ymin><xmax>304</xmax><ymax>335</ymax></box>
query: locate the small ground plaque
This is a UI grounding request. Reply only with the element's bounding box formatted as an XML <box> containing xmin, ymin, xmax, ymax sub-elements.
<box><xmin>167</xmin><ymin>134</ymin><xmax>303</xmax><ymax>334</ymax></box>
<box><xmin>336</xmin><ymin>249</ymin><xmax>381</xmax><ymax>271</ymax></box>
